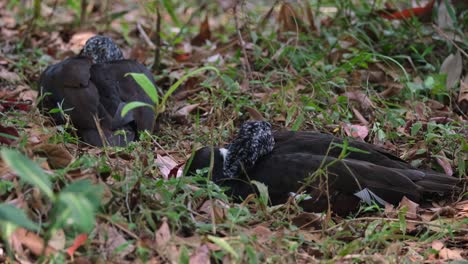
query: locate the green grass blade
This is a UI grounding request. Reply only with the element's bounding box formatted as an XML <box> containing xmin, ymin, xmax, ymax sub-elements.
<box><xmin>1</xmin><ymin>148</ymin><xmax>54</xmax><ymax>199</ymax></box>
<box><xmin>207</xmin><ymin>235</ymin><xmax>239</xmax><ymax>259</ymax></box>
<box><xmin>120</xmin><ymin>101</ymin><xmax>154</xmax><ymax>118</ymax></box>
<box><xmin>251</xmin><ymin>181</ymin><xmax>269</xmax><ymax>206</ymax></box>
<box><xmin>161</xmin><ymin>0</ymin><xmax>180</xmax><ymax>26</ymax></box>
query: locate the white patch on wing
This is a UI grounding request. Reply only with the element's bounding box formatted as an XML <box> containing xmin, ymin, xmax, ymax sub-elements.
<box><xmin>219</xmin><ymin>148</ymin><xmax>229</xmax><ymax>162</ymax></box>
<box><xmin>354</xmin><ymin>188</ymin><xmax>388</xmax><ymax>206</ymax></box>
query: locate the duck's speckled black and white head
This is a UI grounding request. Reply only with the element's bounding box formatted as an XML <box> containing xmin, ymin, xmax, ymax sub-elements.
<box><xmin>222</xmin><ymin>121</ymin><xmax>275</xmax><ymax>178</ymax></box>
<box><xmin>186</xmin><ymin>121</ymin><xmax>275</xmax><ymax>181</ymax></box>
<box><xmin>80</xmin><ymin>35</ymin><xmax>124</xmax><ymax>64</ymax></box>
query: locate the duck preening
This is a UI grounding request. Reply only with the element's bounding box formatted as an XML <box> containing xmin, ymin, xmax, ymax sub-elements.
<box><xmin>38</xmin><ymin>35</ymin><xmax>156</xmax><ymax>146</ymax></box>
<box><xmin>186</xmin><ymin>121</ymin><xmax>460</xmax><ymax>215</ymax></box>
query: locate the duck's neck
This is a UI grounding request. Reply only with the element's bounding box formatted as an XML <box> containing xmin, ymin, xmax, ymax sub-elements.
<box><xmin>221</xmin><ymin>121</ymin><xmax>275</xmax><ymax>178</ymax></box>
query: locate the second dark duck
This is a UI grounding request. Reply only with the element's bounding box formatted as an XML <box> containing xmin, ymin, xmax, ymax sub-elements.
<box><xmin>186</xmin><ymin>121</ymin><xmax>460</xmax><ymax>215</ymax></box>
<box><xmin>38</xmin><ymin>35</ymin><xmax>156</xmax><ymax>146</ymax></box>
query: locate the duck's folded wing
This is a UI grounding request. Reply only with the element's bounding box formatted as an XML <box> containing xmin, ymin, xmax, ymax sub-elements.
<box><xmin>38</xmin><ymin>57</ymin><xmax>100</xmax><ymax>130</ymax></box>
<box><xmin>243</xmin><ymin>153</ymin><xmax>459</xmax><ymax>209</ymax></box>
<box><xmin>272</xmin><ymin>131</ymin><xmax>410</xmax><ymax>169</ymax></box>
<box><xmin>90</xmin><ymin>60</ymin><xmax>156</xmax><ymax>132</ymax></box>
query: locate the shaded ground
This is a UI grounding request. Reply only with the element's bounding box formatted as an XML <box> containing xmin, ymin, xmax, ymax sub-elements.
<box><xmin>0</xmin><ymin>1</ymin><xmax>467</xmax><ymax>263</ymax></box>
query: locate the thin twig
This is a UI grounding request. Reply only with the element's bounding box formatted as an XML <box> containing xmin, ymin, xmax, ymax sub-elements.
<box><xmin>433</xmin><ymin>24</ymin><xmax>468</xmax><ymax>59</ymax></box>
<box><xmin>234</xmin><ymin>0</ymin><xmax>252</xmax><ymax>80</ymax></box>
<box><xmin>80</xmin><ymin>0</ymin><xmax>87</xmax><ymax>26</ymax></box>
<box><xmin>152</xmin><ymin>5</ymin><xmax>161</xmax><ymax>72</ymax></box>
<box><xmin>97</xmin><ymin>214</ymin><xmax>139</xmax><ymax>240</ymax></box>
<box><xmin>137</xmin><ymin>21</ymin><xmax>156</xmax><ymax>49</ymax></box>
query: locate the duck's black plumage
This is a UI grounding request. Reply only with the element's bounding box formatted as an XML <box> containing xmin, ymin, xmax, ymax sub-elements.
<box><xmin>38</xmin><ymin>35</ymin><xmax>156</xmax><ymax>146</ymax></box>
<box><xmin>186</xmin><ymin>121</ymin><xmax>459</xmax><ymax>215</ymax></box>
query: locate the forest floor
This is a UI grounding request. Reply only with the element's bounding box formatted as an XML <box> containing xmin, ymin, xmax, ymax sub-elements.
<box><xmin>0</xmin><ymin>0</ymin><xmax>467</xmax><ymax>263</ymax></box>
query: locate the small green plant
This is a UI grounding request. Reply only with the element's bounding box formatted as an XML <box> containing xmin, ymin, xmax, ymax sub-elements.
<box><xmin>0</xmin><ymin>148</ymin><xmax>103</xmax><ymax>253</ymax></box>
<box><xmin>121</xmin><ymin>66</ymin><xmax>220</xmax><ymax>130</ymax></box>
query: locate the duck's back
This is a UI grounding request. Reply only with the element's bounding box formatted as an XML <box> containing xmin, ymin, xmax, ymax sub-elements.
<box><xmin>272</xmin><ymin>131</ymin><xmax>410</xmax><ymax>169</ymax></box>
<box><xmin>90</xmin><ymin>60</ymin><xmax>156</xmax><ymax>131</ymax></box>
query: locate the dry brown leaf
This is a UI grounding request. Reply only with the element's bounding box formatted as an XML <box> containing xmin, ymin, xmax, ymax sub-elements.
<box><xmin>10</xmin><ymin>228</ymin><xmax>57</xmax><ymax>257</ymax></box>
<box><xmin>155</xmin><ymin>154</ymin><xmax>181</xmax><ymax>179</ymax></box>
<box><xmin>248</xmin><ymin>225</ymin><xmax>273</xmax><ymax>244</ymax></box>
<box><xmin>33</xmin><ymin>144</ymin><xmax>74</xmax><ymax>169</ymax></box>
<box><xmin>398</xmin><ymin>196</ymin><xmax>419</xmax><ymax>219</ymax></box>
<box><xmin>457</xmin><ymin>73</ymin><xmax>468</xmax><ymax>114</ymax></box>
<box><xmin>437</xmin><ymin>0</ymin><xmax>455</xmax><ymax>30</ymax></box>
<box><xmin>440</xmin><ymin>51</ymin><xmax>463</xmax><ymax>90</ymax></box>
<box><xmin>343</xmin><ymin>124</ymin><xmax>369</xmax><ymax>140</ymax></box>
<box><xmin>374</xmin><ymin>62</ymin><xmax>401</xmax><ymax>81</ymax></box>
<box><xmin>97</xmin><ymin>224</ymin><xmax>135</xmax><ymax>259</ymax></box>
<box><xmin>68</xmin><ymin>31</ymin><xmax>96</xmax><ymax>54</ymax></box>
<box><xmin>278</xmin><ymin>3</ymin><xmax>307</xmax><ymax>33</ymax></box>
<box><xmin>379</xmin><ymin>82</ymin><xmax>404</xmax><ymax>98</ymax></box>
<box><xmin>304</xmin><ymin>3</ymin><xmax>318</xmax><ymax>33</ymax></box>
<box><xmin>0</xmin><ymin>67</ymin><xmax>21</xmax><ymax>83</ymax></box>
<box><xmin>343</xmin><ymin>91</ymin><xmax>374</xmax><ymax>110</ymax></box>
<box><xmin>291</xmin><ymin>213</ymin><xmax>324</xmax><ymax>229</ymax></box>
<box><xmin>432</xmin><ymin>240</ymin><xmax>445</xmax><ymax>251</ymax></box>
<box><xmin>48</xmin><ymin>229</ymin><xmax>66</xmax><ymax>251</ymax></box>
<box><xmin>358</xmin><ymin>70</ymin><xmax>386</xmax><ymax>83</ymax></box>
<box><xmin>154</xmin><ymin>219</ymin><xmax>181</xmax><ymax>262</ymax></box>
<box><xmin>174</xmin><ymin>103</ymin><xmax>200</xmax><ymax>119</ymax></box>
<box><xmin>155</xmin><ymin>219</ymin><xmax>171</xmax><ymax>249</ymax></box>
<box><xmin>18</xmin><ymin>87</ymin><xmax>37</xmax><ymax>103</ymax></box>
<box><xmin>245</xmin><ymin>106</ymin><xmax>264</xmax><ymax>121</ymax></box>
<box><xmin>439</xmin><ymin>247</ymin><xmax>464</xmax><ymax>260</ymax></box>
<box><xmin>191</xmin><ymin>16</ymin><xmax>211</xmax><ymax>46</ymax></box>
<box><xmin>189</xmin><ymin>244</ymin><xmax>210</xmax><ymax>264</ymax></box>
<box><xmin>435</xmin><ymin>153</ymin><xmax>453</xmax><ymax>176</ymax></box>
<box><xmin>198</xmin><ymin>199</ymin><xmax>229</xmax><ymax>223</ymax></box>
<box><xmin>351</xmin><ymin>107</ymin><xmax>369</xmax><ymax>125</ymax></box>
<box><xmin>174</xmin><ymin>87</ymin><xmax>204</xmax><ymax>101</ymax></box>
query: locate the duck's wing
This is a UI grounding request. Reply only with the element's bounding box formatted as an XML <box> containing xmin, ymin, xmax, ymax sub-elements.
<box><xmin>38</xmin><ymin>57</ymin><xmax>100</xmax><ymax>128</ymax></box>
<box><xmin>273</xmin><ymin>131</ymin><xmax>410</xmax><ymax>169</ymax></box>
<box><xmin>38</xmin><ymin>57</ymin><xmax>132</xmax><ymax>146</ymax></box>
<box><xmin>90</xmin><ymin>60</ymin><xmax>156</xmax><ymax>132</ymax></box>
<box><xmin>240</xmin><ymin>153</ymin><xmax>458</xmax><ymax>214</ymax></box>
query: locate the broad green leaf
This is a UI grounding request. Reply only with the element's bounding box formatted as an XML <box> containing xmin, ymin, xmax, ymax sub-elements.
<box><xmin>120</xmin><ymin>101</ymin><xmax>154</xmax><ymax>118</ymax></box>
<box><xmin>250</xmin><ymin>181</ymin><xmax>269</xmax><ymax>206</ymax></box>
<box><xmin>0</xmin><ymin>204</ymin><xmax>39</xmax><ymax>231</ymax></box>
<box><xmin>126</xmin><ymin>73</ymin><xmax>159</xmax><ymax>104</ymax></box>
<box><xmin>1</xmin><ymin>148</ymin><xmax>54</xmax><ymax>199</ymax></box>
<box><xmin>162</xmin><ymin>66</ymin><xmax>220</xmax><ymax>106</ymax></box>
<box><xmin>207</xmin><ymin>235</ymin><xmax>239</xmax><ymax>259</ymax></box>
<box><xmin>62</xmin><ymin>180</ymin><xmax>103</xmax><ymax>208</ymax></box>
<box><xmin>58</xmin><ymin>192</ymin><xmax>96</xmax><ymax>232</ymax></box>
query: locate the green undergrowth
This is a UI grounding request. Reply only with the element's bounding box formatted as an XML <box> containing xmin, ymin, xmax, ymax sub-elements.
<box><xmin>0</xmin><ymin>0</ymin><xmax>467</xmax><ymax>262</ymax></box>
